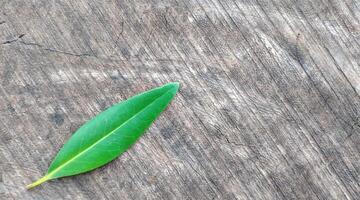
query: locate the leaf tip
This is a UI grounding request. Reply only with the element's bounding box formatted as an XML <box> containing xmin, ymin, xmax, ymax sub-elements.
<box><xmin>167</xmin><ymin>82</ymin><xmax>180</xmax><ymax>90</ymax></box>
<box><xmin>26</xmin><ymin>175</ymin><xmax>50</xmax><ymax>189</ymax></box>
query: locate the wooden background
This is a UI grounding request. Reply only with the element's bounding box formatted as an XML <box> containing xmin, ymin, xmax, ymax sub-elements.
<box><xmin>1</xmin><ymin>0</ymin><xmax>359</xmax><ymax>199</ymax></box>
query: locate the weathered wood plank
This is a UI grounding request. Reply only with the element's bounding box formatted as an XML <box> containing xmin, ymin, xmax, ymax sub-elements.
<box><xmin>1</xmin><ymin>0</ymin><xmax>359</xmax><ymax>199</ymax></box>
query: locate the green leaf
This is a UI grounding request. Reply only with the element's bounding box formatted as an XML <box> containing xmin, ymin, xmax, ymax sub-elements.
<box><xmin>26</xmin><ymin>82</ymin><xmax>179</xmax><ymax>189</ymax></box>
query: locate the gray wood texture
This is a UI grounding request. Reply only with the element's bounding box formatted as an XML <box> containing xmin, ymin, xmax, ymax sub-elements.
<box><xmin>1</xmin><ymin>0</ymin><xmax>360</xmax><ymax>199</ymax></box>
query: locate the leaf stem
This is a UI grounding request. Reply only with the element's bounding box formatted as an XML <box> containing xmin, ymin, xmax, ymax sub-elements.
<box><xmin>26</xmin><ymin>175</ymin><xmax>50</xmax><ymax>189</ymax></box>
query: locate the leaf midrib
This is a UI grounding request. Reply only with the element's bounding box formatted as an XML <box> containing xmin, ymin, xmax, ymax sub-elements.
<box><xmin>46</xmin><ymin>87</ymin><xmax>174</xmax><ymax>178</ymax></box>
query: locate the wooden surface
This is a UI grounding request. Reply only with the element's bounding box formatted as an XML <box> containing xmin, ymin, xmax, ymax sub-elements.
<box><xmin>1</xmin><ymin>0</ymin><xmax>360</xmax><ymax>199</ymax></box>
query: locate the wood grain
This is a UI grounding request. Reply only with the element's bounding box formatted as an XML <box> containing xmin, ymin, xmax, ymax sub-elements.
<box><xmin>1</xmin><ymin>0</ymin><xmax>359</xmax><ymax>199</ymax></box>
